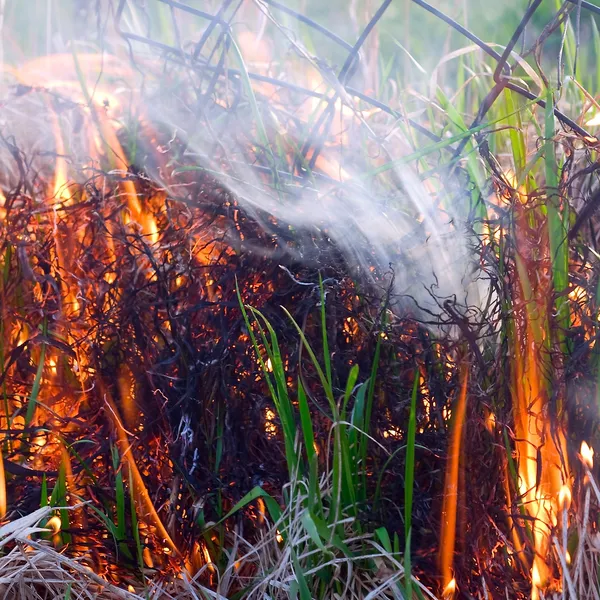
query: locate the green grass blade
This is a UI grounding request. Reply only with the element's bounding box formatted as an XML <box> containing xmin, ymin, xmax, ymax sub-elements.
<box><xmin>236</xmin><ymin>283</ymin><xmax>299</xmax><ymax>472</ymax></box>
<box><xmin>301</xmin><ymin>511</ymin><xmax>327</xmax><ymax>552</ymax></box>
<box><xmin>298</xmin><ymin>379</ymin><xmax>316</xmax><ymax>466</ymax></box>
<box><xmin>361</xmin><ymin>96</ymin><xmax>540</xmax><ymax>178</ymax></box>
<box><xmin>319</xmin><ymin>276</ymin><xmax>332</xmax><ymax>390</ymax></box>
<box><xmin>291</xmin><ymin>552</ymin><xmax>312</xmax><ymax>600</ymax></box>
<box><xmin>341</xmin><ymin>364</ymin><xmax>359</xmax><ymax>420</ymax></box>
<box><xmin>208</xmin><ymin>485</ymin><xmax>282</xmax><ymax>531</ymax></box>
<box><xmin>593</xmin><ymin>18</ymin><xmax>600</xmax><ymax>92</ymax></box>
<box><xmin>40</xmin><ymin>474</ymin><xmax>48</xmax><ymax>508</ymax></box>
<box><xmin>544</xmin><ymin>87</ymin><xmax>569</xmax><ymax>350</ymax></box>
<box><xmin>129</xmin><ymin>471</ymin><xmax>146</xmax><ymax>578</ymax></box>
<box><xmin>358</xmin><ymin>325</ymin><xmax>383</xmax><ymax>500</ymax></box>
<box><xmin>112</xmin><ymin>445</ymin><xmax>126</xmax><ymax>542</ymax></box>
<box><xmin>25</xmin><ymin>342</ymin><xmax>46</xmax><ymax>426</ymax></box>
<box><xmin>404</xmin><ymin>371</ymin><xmax>419</xmax><ymax>598</ymax></box>
<box><xmin>280</xmin><ymin>306</ymin><xmax>336</xmax><ymax>413</ymax></box>
<box><xmin>502</xmin><ymin>89</ymin><xmax>527</xmax><ymax>177</ymax></box>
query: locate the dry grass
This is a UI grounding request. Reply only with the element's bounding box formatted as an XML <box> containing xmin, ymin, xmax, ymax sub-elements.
<box><xmin>0</xmin><ymin>508</ymin><xmax>137</xmax><ymax>599</ymax></box>
<box><xmin>0</xmin><ymin>477</ymin><xmax>437</xmax><ymax>600</ymax></box>
<box><xmin>2</xmin><ymin>469</ymin><xmax>599</xmax><ymax>600</ymax></box>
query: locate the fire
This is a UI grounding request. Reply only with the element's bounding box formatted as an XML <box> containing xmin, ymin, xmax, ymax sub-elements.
<box><xmin>0</xmin><ymin>22</ymin><xmax>401</xmax><ymax>592</ymax></box>
<box><xmin>511</xmin><ymin>322</ymin><xmax>568</xmax><ymax>593</ymax></box>
<box><xmin>382</xmin><ymin>427</ymin><xmax>402</xmax><ymax>440</ymax></box>
<box><xmin>531</xmin><ymin>562</ymin><xmax>542</xmax><ymax>600</ymax></box>
<box><xmin>439</xmin><ymin>363</ymin><xmax>468</xmax><ymax>595</ymax></box>
<box><xmin>498</xmin><ymin>177</ymin><xmax>574</xmax><ymax>597</ymax></box>
<box><xmin>264</xmin><ymin>408</ymin><xmax>278</xmax><ymax>439</ymax></box>
<box><xmin>256</xmin><ymin>497</ymin><xmax>266</xmax><ymax>526</ymax></box>
<box><xmin>0</xmin><ymin>9</ymin><xmax>593</xmax><ymax>599</ymax></box>
<box><xmin>0</xmin><ymin>455</ymin><xmax>5</xmax><ymax>520</ymax></box>
<box><xmin>484</xmin><ymin>409</ymin><xmax>496</xmax><ymax>433</ymax></box>
<box><xmin>442</xmin><ymin>577</ymin><xmax>456</xmax><ymax>598</ymax></box>
<box><xmin>581</xmin><ymin>441</ymin><xmax>594</xmax><ymax>469</ymax></box>
<box><xmin>46</xmin><ymin>515</ymin><xmax>62</xmax><ymax>535</ymax></box>
<box><xmin>558</xmin><ymin>484</ymin><xmax>572</xmax><ymax>511</ymax></box>
<box><xmin>104</xmin><ymin>392</ymin><xmax>179</xmax><ymax>556</ymax></box>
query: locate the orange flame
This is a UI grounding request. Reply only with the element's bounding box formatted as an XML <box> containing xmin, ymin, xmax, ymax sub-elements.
<box><xmin>439</xmin><ymin>362</ymin><xmax>469</xmax><ymax>595</ymax></box>
<box><xmin>103</xmin><ymin>389</ymin><xmax>178</xmax><ymax>556</ymax></box>
<box><xmin>510</xmin><ymin>201</ymin><xmax>570</xmax><ymax>596</ymax></box>
<box><xmin>0</xmin><ymin>451</ymin><xmax>6</xmax><ymax>520</ymax></box>
<box><xmin>581</xmin><ymin>441</ymin><xmax>594</xmax><ymax>469</ymax></box>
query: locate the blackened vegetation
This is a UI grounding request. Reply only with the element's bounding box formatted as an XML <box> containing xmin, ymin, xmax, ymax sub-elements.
<box><xmin>1</xmin><ymin>102</ymin><xmax>600</xmax><ymax>599</ymax></box>
<box><xmin>0</xmin><ymin>85</ymin><xmax>598</xmax><ymax>600</ymax></box>
<box><xmin>0</xmin><ymin>107</ymin><xmax>486</xmax><ymax>589</ymax></box>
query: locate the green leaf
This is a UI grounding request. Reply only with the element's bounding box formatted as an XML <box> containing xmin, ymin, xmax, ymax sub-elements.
<box><xmin>208</xmin><ymin>486</ymin><xmax>282</xmax><ymax>532</ymax></box>
<box><xmin>301</xmin><ymin>511</ymin><xmax>327</xmax><ymax>552</ymax></box>
<box><xmin>292</xmin><ymin>552</ymin><xmax>312</xmax><ymax>600</ymax></box>
<box><xmin>319</xmin><ymin>276</ymin><xmax>332</xmax><ymax>390</ymax></box>
<box><xmin>112</xmin><ymin>445</ymin><xmax>126</xmax><ymax>542</ymax></box>
<box><xmin>25</xmin><ymin>343</ymin><xmax>46</xmax><ymax>426</ymax></box>
<box><xmin>375</xmin><ymin>526</ymin><xmax>392</xmax><ymax>553</ymax></box>
<box><xmin>40</xmin><ymin>474</ymin><xmax>48</xmax><ymax>508</ymax></box>
<box><xmin>342</xmin><ymin>364</ymin><xmax>359</xmax><ymax>419</ymax></box>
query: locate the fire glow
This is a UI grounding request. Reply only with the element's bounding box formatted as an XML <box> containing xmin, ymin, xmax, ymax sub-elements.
<box><xmin>0</xmin><ymin>2</ymin><xmax>598</xmax><ymax>599</ymax></box>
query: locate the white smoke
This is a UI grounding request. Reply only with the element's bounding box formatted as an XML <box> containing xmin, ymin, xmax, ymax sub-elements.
<box><xmin>0</xmin><ymin>0</ymin><xmax>491</xmax><ymax>327</ymax></box>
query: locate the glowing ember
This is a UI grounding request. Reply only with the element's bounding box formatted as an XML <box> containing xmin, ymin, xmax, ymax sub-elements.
<box><xmin>484</xmin><ymin>410</ymin><xmax>496</xmax><ymax>434</ymax></box>
<box><xmin>265</xmin><ymin>408</ymin><xmax>278</xmax><ymax>439</ymax></box>
<box><xmin>382</xmin><ymin>427</ymin><xmax>402</xmax><ymax>440</ymax></box>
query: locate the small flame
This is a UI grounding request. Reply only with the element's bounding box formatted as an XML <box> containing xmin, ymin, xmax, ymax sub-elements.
<box><xmin>32</xmin><ymin>433</ymin><xmax>47</xmax><ymax>448</ymax></box>
<box><xmin>439</xmin><ymin>366</ymin><xmax>468</xmax><ymax>597</ymax></box>
<box><xmin>256</xmin><ymin>497</ymin><xmax>265</xmax><ymax>526</ymax></box>
<box><xmin>202</xmin><ymin>544</ymin><xmax>216</xmax><ymax>575</ymax></box>
<box><xmin>485</xmin><ymin>410</ymin><xmax>496</xmax><ymax>433</ymax></box>
<box><xmin>558</xmin><ymin>484</ymin><xmax>572</xmax><ymax>510</ymax></box>
<box><xmin>46</xmin><ymin>515</ymin><xmax>62</xmax><ymax>535</ymax></box>
<box><xmin>442</xmin><ymin>578</ymin><xmax>456</xmax><ymax>598</ymax></box>
<box><xmin>581</xmin><ymin>441</ymin><xmax>594</xmax><ymax>469</ymax></box>
<box><xmin>383</xmin><ymin>427</ymin><xmax>402</xmax><ymax>440</ymax></box>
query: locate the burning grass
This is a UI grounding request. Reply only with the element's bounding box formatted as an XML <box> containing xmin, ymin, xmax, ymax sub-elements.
<box><xmin>2</xmin><ymin>0</ymin><xmax>600</xmax><ymax>598</ymax></box>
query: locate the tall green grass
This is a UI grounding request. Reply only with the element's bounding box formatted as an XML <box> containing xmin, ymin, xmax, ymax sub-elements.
<box><xmin>173</xmin><ymin>281</ymin><xmax>425</xmax><ymax>597</ymax></box>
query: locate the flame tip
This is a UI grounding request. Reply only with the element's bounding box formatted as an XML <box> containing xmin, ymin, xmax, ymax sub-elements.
<box><xmin>581</xmin><ymin>441</ymin><xmax>594</xmax><ymax>468</ymax></box>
